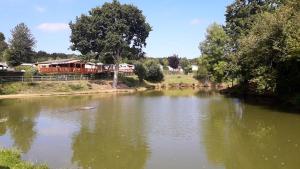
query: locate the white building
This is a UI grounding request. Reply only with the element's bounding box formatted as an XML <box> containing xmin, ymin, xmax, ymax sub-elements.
<box><xmin>168</xmin><ymin>66</ymin><xmax>183</xmax><ymax>73</ymax></box>
<box><xmin>191</xmin><ymin>65</ymin><xmax>199</xmax><ymax>72</ymax></box>
<box><xmin>0</xmin><ymin>62</ymin><xmax>8</xmax><ymax>71</ymax></box>
<box><xmin>119</xmin><ymin>63</ymin><xmax>135</xmax><ymax>73</ymax></box>
<box><xmin>21</xmin><ymin>63</ymin><xmax>37</xmax><ymax>67</ymax></box>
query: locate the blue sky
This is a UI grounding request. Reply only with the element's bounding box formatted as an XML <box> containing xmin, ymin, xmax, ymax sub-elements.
<box><xmin>0</xmin><ymin>0</ymin><xmax>233</xmax><ymax>58</ymax></box>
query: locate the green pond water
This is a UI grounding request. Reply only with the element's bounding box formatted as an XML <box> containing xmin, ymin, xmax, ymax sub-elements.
<box><xmin>0</xmin><ymin>89</ymin><xmax>299</xmax><ymax>169</ymax></box>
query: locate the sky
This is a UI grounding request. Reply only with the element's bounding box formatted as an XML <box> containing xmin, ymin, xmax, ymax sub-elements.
<box><xmin>0</xmin><ymin>0</ymin><xmax>233</xmax><ymax>59</ymax></box>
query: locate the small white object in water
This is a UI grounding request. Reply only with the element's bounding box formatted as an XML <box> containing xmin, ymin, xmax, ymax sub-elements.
<box><xmin>0</xmin><ymin>117</ymin><xmax>8</xmax><ymax>123</ymax></box>
<box><xmin>79</xmin><ymin>107</ymin><xmax>96</xmax><ymax>110</ymax></box>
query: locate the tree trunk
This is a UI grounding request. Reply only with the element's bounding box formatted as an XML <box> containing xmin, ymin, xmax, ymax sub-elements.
<box><xmin>112</xmin><ymin>62</ymin><xmax>119</xmax><ymax>89</ymax></box>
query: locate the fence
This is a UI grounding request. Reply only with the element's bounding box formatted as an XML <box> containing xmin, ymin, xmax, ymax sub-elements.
<box><xmin>0</xmin><ymin>75</ymin><xmax>95</xmax><ymax>83</ymax></box>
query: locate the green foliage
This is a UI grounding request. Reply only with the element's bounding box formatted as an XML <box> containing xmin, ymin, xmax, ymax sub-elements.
<box><xmin>197</xmin><ymin>0</ymin><xmax>299</xmax><ymax>99</ymax></box>
<box><xmin>134</xmin><ymin>63</ymin><xmax>147</xmax><ymax>82</ymax></box>
<box><xmin>119</xmin><ymin>75</ymin><xmax>140</xmax><ymax>87</ymax></box>
<box><xmin>237</xmin><ymin>0</ymin><xmax>300</xmax><ymax>95</ymax></box>
<box><xmin>68</xmin><ymin>84</ymin><xmax>86</xmax><ymax>91</ymax></box>
<box><xmin>195</xmin><ymin>65</ymin><xmax>209</xmax><ymax>82</ymax></box>
<box><xmin>70</xmin><ymin>0</ymin><xmax>151</xmax><ymax>88</ymax></box>
<box><xmin>7</xmin><ymin>23</ymin><xmax>36</xmax><ymax>66</ymax></box>
<box><xmin>35</xmin><ymin>51</ymin><xmax>77</xmax><ymax>62</ymax></box>
<box><xmin>225</xmin><ymin>0</ymin><xmax>282</xmax><ymax>44</ymax></box>
<box><xmin>198</xmin><ymin>23</ymin><xmax>230</xmax><ymax>83</ymax></box>
<box><xmin>0</xmin><ymin>32</ymin><xmax>8</xmax><ymax>62</ymax></box>
<box><xmin>180</xmin><ymin>57</ymin><xmax>192</xmax><ymax>74</ymax></box>
<box><xmin>15</xmin><ymin>65</ymin><xmax>38</xmax><ymax>79</ymax></box>
<box><xmin>142</xmin><ymin>59</ymin><xmax>164</xmax><ymax>82</ymax></box>
<box><xmin>0</xmin><ymin>149</ymin><xmax>48</xmax><ymax>169</ymax></box>
<box><xmin>0</xmin><ymin>83</ymin><xmax>24</xmax><ymax>95</ymax></box>
<box><xmin>146</xmin><ymin>64</ymin><xmax>164</xmax><ymax>83</ymax></box>
<box><xmin>213</xmin><ymin>61</ymin><xmax>229</xmax><ymax>83</ymax></box>
<box><xmin>159</xmin><ymin>58</ymin><xmax>169</xmax><ymax>70</ymax></box>
<box><xmin>167</xmin><ymin>54</ymin><xmax>180</xmax><ymax>69</ymax></box>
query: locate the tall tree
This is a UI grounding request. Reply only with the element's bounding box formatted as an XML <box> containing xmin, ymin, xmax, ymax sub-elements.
<box><xmin>180</xmin><ymin>57</ymin><xmax>192</xmax><ymax>74</ymax></box>
<box><xmin>0</xmin><ymin>32</ymin><xmax>8</xmax><ymax>61</ymax></box>
<box><xmin>225</xmin><ymin>0</ymin><xmax>283</xmax><ymax>44</ymax></box>
<box><xmin>168</xmin><ymin>54</ymin><xmax>180</xmax><ymax>69</ymax></box>
<box><xmin>238</xmin><ymin>0</ymin><xmax>300</xmax><ymax>94</ymax></box>
<box><xmin>199</xmin><ymin>23</ymin><xmax>229</xmax><ymax>82</ymax></box>
<box><xmin>70</xmin><ymin>0</ymin><xmax>151</xmax><ymax>88</ymax></box>
<box><xmin>8</xmin><ymin>23</ymin><xmax>36</xmax><ymax>66</ymax></box>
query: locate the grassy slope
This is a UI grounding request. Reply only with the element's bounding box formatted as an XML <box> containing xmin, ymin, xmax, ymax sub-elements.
<box><xmin>0</xmin><ymin>74</ymin><xmax>200</xmax><ymax>95</ymax></box>
<box><xmin>0</xmin><ymin>80</ymin><xmax>114</xmax><ymax>95</ymax></box>
<box><xmin>0</xmin><ymin>149</ymin><xmax>48</xmax><ymax>169</ymax></box>
<box><xmin>163</xmin><ymin>74</ymin><xmax>199</xmax><ymax>84</ymax></box>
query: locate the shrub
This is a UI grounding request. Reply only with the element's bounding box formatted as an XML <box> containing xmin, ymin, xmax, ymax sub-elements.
<box><xmin>68</xmin><ymin>84</ymin><xmax>85</xmax><ymax>91</ymax></box>
<box><xmin>168</xmin><ymin>54</ymin><xmax>180</xmax><ymax>69</ymax></box>
<box><xmin>0</xmin><ymin>83</ymin><xmax>23</xmax><ymax>95</ymax></box>
<box><xmin>0</xmin><ymin>149</ymin><xmax>48</xmax><ymax>169</ymax></box>
<box><xmin>119</xmin><ymin>75</ymin><xmax>139</xmax><ymax>87</ymax></box>
<box><xmin>195</xmin><ymin>66</ymin><xmax>209</xmax><ymax>82</ymax></box>
<box><xmin>15</xmin><ymin>65</ymin><xmax>38</xmax><ymax>81</ymax></box>
<box><xmin>183</xmin><ymin>65</ymin><xmax>192</xmax><ymax>75</ymax></box>
<box><xmin>134</xmin><ymin>63</ymin><xmax>147</xmax><ymax>82</ymax></box>
<box><xmin>146</xmin><ymin>64</ymin><xmax>164</xmax><ymax>83</ymax></box>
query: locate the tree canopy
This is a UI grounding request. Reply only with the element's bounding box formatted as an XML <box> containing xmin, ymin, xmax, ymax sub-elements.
<box><xmin>199</xmin><ymin>23</ymin><xmax>229</xmax><ymax>83</ymax></box>
<box><xmin>198</xmin><ymin>0</ymin><xmax>300</xmax><ymax>98</ymax></box>
<box><xmin>0</xmin><ymin>32</ymin><xmax>8</xmax><ymax>62</ymax></box>
<box><xmin>168</xmin><ymin>54</ymin><xmax>180</xmax><ymax>69</ymax></box>
<box><xmin>70</xmin><ymin>0</ymin><xmax>151</xmax><ymax>88</ymax></box>
<box><xmin>7</xmin><ymin>23</ymin><xmax>36</xmax><ymax>66</ymax></box>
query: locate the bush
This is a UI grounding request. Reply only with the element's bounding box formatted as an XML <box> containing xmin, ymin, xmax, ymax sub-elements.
<box><xmin>0</xmin><ymin>149</ymin><xmax>48</xmax><ymax>169</ymax></box>
<box><xmin>146</xmin><ymin>64</ymin><xmax>164</xmax><ymax>83</ymax></box>
<box><xmin>134</xmin><ymin>63</ymin><xmax>147</xmax><ymax>82</ymax></box>
<box><xmin>195</xmin><ymin>66</ymin><xmax>209</xmax><ymax>82</ymax></box>
<box><xmin>183</xmin><ymin>65</ymin><xmax>192</xmax><ymax>75</ymax></box>
<box><xmin>68</xmin><ymin>84</ymin><xmax>85</xmax><ymax>91</ymax></box>
<box><xmin>168</xmin><ymin>55</ymin><xmax>179</xmax><ymax>69</ymax></box>
<box><xmin>0</xmin><ymin>83</ymin><xmax>23</xmax><ymax>95</ymax></box>
<box><xmin>15</xmin><ymin>65</ymin><xmax>38</xmax><ymax>81</ymax></box>
<box><xmin>119</xmin><ymin>75</ymin><xmax>139</xmax><ymax>87</ymax></box>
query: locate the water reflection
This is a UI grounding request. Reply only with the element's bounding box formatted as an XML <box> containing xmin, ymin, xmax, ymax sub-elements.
<box><xmin>0</xmin><ymin>90</ymin><xmax>299</xmax><ymax>169</ymax></box>
<box><xmin>0</xmin><ymin>99</ymin><xmax>40</xmax><ymax>152</ymax></box>
<box><xmin>71</xmin><ymin>95</ymin><xmax>150</xmax><ymax>169</ymax></box>
<box><xmin>201</xmin><ymin>97</ymin><xmax>300</xmax><ymax>169</ymax></box>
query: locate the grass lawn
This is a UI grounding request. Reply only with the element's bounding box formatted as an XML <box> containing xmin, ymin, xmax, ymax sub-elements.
<box><xmin>0</xmin><ymin>149</ymin><xmax>48</xmax><ymax>169</ymax></box>
<box><xmin>163</xmin><ymin>74</ymin><xmax>199</xmax><ymax>84</ymax></box>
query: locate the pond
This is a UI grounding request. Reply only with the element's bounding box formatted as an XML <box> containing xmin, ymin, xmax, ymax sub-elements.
<box><xmin>0</xmin><ymin>89</ymin><xmax>300</xmax><ymax>169</ymax></box>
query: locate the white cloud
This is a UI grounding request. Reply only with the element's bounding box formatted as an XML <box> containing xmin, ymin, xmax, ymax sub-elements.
<box><xmin>37</xmin><ymin>23</ymin><xmax>69</xmax><ymax>32</ymax></box>
<box><xmin>35</xmin><ymin>5</ymin><xmax>46</xmax><ymax>13</ymax></box>
<box><xmin>190</xmin><ymin>18</ymin><xmax>201</xmax><ymax>25</ymax></box>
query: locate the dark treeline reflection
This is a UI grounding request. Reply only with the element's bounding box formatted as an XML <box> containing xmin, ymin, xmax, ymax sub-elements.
<box><xmin>1</xmin><ymin>91</ymin><xmax>300</xmax><ymax>169</ymax></box>
<box><xmin>139</xmin><ymin>88</ymin><xmax>219</xmax><ymax>98</ymax></box>
<box><xmin>71</xmin><ymin>95</ymin><xmax>150</xmax><ymax>169</ymax></box>
<box><xmin>201</xmin><ymin>97</ymin><xmax>300</xmax><ymax>169</ymax></box>
<box><xmin>0</xmin><ymin>95</ymin><xmax>112</xmax><ymax>153</ymax></box>
<box><xmin>0</xmin><ymin>99</ymin><xmax>40</xmax><ymax>152</ymax></box>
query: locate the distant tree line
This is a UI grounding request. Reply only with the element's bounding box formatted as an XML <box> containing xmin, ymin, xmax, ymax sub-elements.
<box><xmin>196</xmin><ymin>0</ymin><xmax>300</xmax><ymax>98</ymax></box>
<box><xmin>0</xmin><ymin>23</ymin><xmax>77</xmax><ymax>66</ymax></box>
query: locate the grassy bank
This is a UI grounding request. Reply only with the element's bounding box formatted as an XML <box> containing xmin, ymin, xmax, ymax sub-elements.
<box><xmin>119</xmin><ymin>74</ymin><xmax>201</xmax><ymax>89</ymax></box>
<box><xmin>0</xmin><ymin>149</ymin><xmax>48</xmax><ymax>169</ymax></box>
<box><xmin>0</xmin><ymin>80</ymin><xmax>130</xmax><ymax>95</ymax></box>
<box><xmin>163</xmin><ymin>74</ymin><xmax>199</xmax><ymax>84</ymax></box>
<box><xmin>0</xmin><ymin>74</ymin><xmax>202</xmax><ymax>98</ymax></box>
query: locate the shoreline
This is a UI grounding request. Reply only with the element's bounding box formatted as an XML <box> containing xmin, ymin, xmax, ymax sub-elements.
<box><xmin>0</xmin><ymin>88</ymin><xmax>147</xmax><ymax>99</ymax></box>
